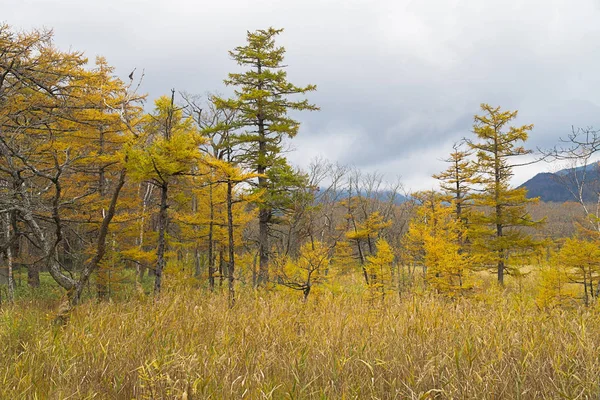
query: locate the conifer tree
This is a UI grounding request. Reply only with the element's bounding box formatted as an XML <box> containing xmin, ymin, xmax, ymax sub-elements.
<box><xmin>433</xmin><ymin>142</ymin><xmax>478</xmax><ymax>225</ymax></box>
<box><xmin>537</xmin><ymin>251</ymin><xmax>574</xmax><ymax>309</ymax></box>
<box><xmin>128</xmin><ymin>92</ymin><xmax>201</xmax><ymax>295</ymax></box>
<box><xmin>185</xmin><ymin>95</ymin><xmax>238</xmax><ymax>290</ymax></box>
<box><xmin>432</xmin><ymin>142</ymin><xmax>479</xmax><ymax>281</ymax></box>
<box><xmin>365</xmin><ymin>238</ymin><xmax>395</xmax><ymax>303</ymax></box>
<box><xmin>199</xmin><ymin>157</ymin><xmax>260</xmax><ymax>306</ymax></box>
<box><xmin>216</xmin><ymin>28</ymin><xmax>318</xmax><ymax>285</ymax></box>
<box><xmin>555</xmin><ymin>237</ymin><xmax>600</xmax><ymax>306</ymax></box>
<box><xmin>466</xmin><ymin>104</ymin><xmax>542</xmax><ymax>285</ymax></box>
<box><xmin>402</xmin><ymin>191</ymin><xmax>471</xmax><ymax>294</ymax></box>
<box><xmin>345</xmin><ymin>210</ymin><xmax>392</xmax><ymax>283</ymax></box>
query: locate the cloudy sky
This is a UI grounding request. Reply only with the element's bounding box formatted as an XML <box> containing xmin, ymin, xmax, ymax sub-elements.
<box><xmin>5</xmin><ymin>0</ymin><xmax>600</xmax><ymax>191</ymax></box>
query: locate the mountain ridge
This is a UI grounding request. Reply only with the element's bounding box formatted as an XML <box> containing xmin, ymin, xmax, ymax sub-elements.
<box><xmin>519</xmin><ymin>163</ymin><xmax>600</xmax><ymax>202</ymax></box>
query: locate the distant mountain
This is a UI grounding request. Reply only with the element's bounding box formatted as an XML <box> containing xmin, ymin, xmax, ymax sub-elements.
<box><xmin>355</xmin><ymin>190</ymin><xmax>408</xmax><ymax>205</ymax></box>
<box><xmin>317</xmin><ymin>189</ymin><xmax>408</xmax><ymax>205</ymax></box>
<box><xmin>519</xmin><ymin>163</ymin><xmax>600</xmax><ymax>202</ymax></box>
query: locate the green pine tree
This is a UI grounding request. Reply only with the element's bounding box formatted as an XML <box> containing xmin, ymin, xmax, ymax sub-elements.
<box><xmin>215</xmin><ymin>28</ymin><xmax>318</xmax><ymax>285</ymax></box>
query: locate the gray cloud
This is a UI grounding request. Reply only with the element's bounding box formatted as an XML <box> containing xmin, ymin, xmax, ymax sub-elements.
<box><xmin>5</xmin><ymin>0</ymin><xmax>600</xmax><ymax>190</ymax></box>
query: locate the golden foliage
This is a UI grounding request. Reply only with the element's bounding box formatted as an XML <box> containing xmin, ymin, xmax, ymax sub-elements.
<box><xmin>403</xmin><ymin>192</ymin><xmax>472</xmax><ymax>295</ymax></box>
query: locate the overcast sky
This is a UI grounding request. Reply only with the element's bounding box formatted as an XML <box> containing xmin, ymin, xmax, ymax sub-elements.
<box><xmin>5</xmin><ymin>0</ymin><xmax>600</xmax><ymax>191</ymax></box>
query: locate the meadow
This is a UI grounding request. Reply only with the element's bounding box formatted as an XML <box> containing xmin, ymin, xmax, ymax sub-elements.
<box><xmin>1</xmin><ymin>272</ymin><xmax>599</xmax><ymax>399</ymax></box>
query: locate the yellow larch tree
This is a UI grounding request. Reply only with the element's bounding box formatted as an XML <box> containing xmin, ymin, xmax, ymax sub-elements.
<box><xmin>345</xmin><ymin>210</ymin><xmax>392</xmax><ymax>284</ymax></box>
<box><xmin>274</xmin><ymin>240</ymin><xmax>332</xmax><ymax>301</ymax></box>
<box><xmin>466</xmin><ymin>104</ymin><xmax>543</xmax><ymax>285</ymax></box>
<box><xmin>127</xmin><ymin>92</ymin><xmax>202</xmax><ymax>295</ymax></box>
<box><xmin>554</xmin><ymin>237</ymin><xmax>600</xmax><ymax>306</ymax></box>
<box><xmin>0</xmin><ymin>24</ymin><xmax>142</xmax><ymax>307</ymax></box>
<box><xmin>365</xmin><ymin>238</ymin><xmax>395</xmax><ymax>303</ymax></box>
<box><xmin>402</xmin><ymin>191</ymin><xmax>472</xmax><ymax>295</ymax></box>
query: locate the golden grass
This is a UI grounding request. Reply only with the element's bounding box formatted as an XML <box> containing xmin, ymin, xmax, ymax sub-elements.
<box><xmin>1</xmin><ymin>284</ymin><xmax>600</xmax><ymax>399</ymax></box>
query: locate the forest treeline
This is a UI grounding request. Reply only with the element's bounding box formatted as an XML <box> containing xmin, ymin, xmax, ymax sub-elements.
<box><xmin>2</xmin><ymin>23</ymin><xmax>600</xmax><ymax>314</ymax></box>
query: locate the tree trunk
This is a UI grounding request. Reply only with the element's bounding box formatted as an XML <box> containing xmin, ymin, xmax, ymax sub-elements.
<box><xmin>497</xmin><ymin>257</ymin><xmax>504</xmax><ymax>286</ymax></box>
<box><xmin>583</xmin><ymin>271</ymin><xmax>589</xmax><ymax>307</ymax></box>
<box><xmin>256</xmin><ymin>90</ymin><xmax>269</xmax><ymax>285</ymax></box>
<box><xmin>27</xmin><ymin>264</ymin><xmax>40</xmax><ymax>288</ymax></box>
<box><xmin>218</xmin><ymin>247</ymin><xmax>224</xmax><ymax>288</ymax></box>
<box><xmin>494</xmin><ymin>129</ymin><xmax>505</xmax><ymax>286</ymax></box>
<box><xmin>258</xmin><ymin>206</ymin><xmax>269</xmax><ymax>285</ymax></box>
<box><xmin>208</xmin><ymin>178</ymin><xmax>215</xmax><ymax>291</ymax></box>
<box><xmin>154</xmin><ymin>182</ymin><xmax>168</xmax><ymax>296</ymax></box>
<box><xmin>349</xmin><ymin>214</ymin><xmax>369</xmax><ymax>285</ymax></box>
<box><xmin>3</xmin><ymin>214</ymin><xmax>14</xmax><ymax>302</ymax></box>
<box><xmin>153</xmin><ymin>89</ymin><xmax>175</xmax><ymax>296</ymax></box>
<box><xmin>227</xmin><ymin>179</ymin><xmax>235</xmax><ymax>307</ymax></box>
<box><xmin>496</xmin><ymin>205</ymin><xmax>504</xmax><ymax>285</ymax></box>
<box><xmin>71</xmin><ymin>169</ymin><xmax>126</xmax><ymax>305</ymax></box>
<box><xmin>303</xmin><ymin>284</ymin><xmax>311</xmax><ymax>302</ymax></box>
<box><xmin>590</xmin><ymin>265</ymin><xmax>596</xmax><ymax>301</ymax></box>
<box><xmin>139</xmin><ymin>182</ymin><xmax>153</xmax><ymax>281</ymax></box>
<box><xmin>96</xmin><ymin>130</ymin><xmax>109</xmax><ymax>300</ymax></box>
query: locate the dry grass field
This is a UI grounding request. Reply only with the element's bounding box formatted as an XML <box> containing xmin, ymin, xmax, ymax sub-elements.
<box><xmin>1</xmin><ymin>276</ymin><xmax>599</xmax><ymax>399</ymax></box>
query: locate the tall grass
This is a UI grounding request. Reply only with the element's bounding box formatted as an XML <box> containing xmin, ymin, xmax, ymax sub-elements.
<box><xmin>1</xmin><ymin>282</ymin><xmax>599</xmax><ymax>399</ymax></box>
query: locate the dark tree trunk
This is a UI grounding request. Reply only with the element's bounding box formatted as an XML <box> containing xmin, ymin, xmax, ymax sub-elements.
<box><xmin>227</xmin><ymin>179</ymin><xmax>235</xmax><ymax>307</ymax></box>
<box><xmin>208</xmin><ymin>180</ymin><xmax>215</xmax><ymax>291</ymax></box>
<box><xmin>256</xmin><ymin>66</ymin><xmax>270</xmax><ymax>286</ymax></box>
<box><xmin>257</xmin><ymin>131</ymin><xmax>269</xmax><ymax>286</ymax></box>
<box><xmin>494</xmin><ymin>131</ymin><xmax>504</xmax><ymax>286</ymax></box>
<box><xmin>218</xmin><ymin>247</ymin><xmax>224</xmax><ymax>288</ymax></box>
<box><xmin>496</xmin><ymin>207</ymin><xmax>504</xmax><ymax>285</ymax></box>
<box><xmin>3</xmin><ymin>214</ymin><xmax>14</xmax><ymax>302</ymax></box>
<box><xmin>72</xmin><ymin>170</ymin><xmax>126</xmax><ymax>305</ymax></box>
<box><xmin>27</xmin><ymin>264</ymin><xmax>40</xmax><ymax>288</ymax></box>
<box><xmin>303</xmin><ymin>284</ymin><xmax>311</xmax><ymax>302</ymax></box>
<box><xmin>96</xmin><ymin>130</ymin><xmax>108</xmax><ymax>300</ymax></box>
<box><xmin>258</xmin><ymin>206</ymin><xmax>269</xmax><ymax>285</ymax></box>
<box><xmin>153</xmin><ymin>89</ymin><xmax>175</xmax><ymax>296</ymax></box>
<box><xmin>583</xmin><ymin>271</ymin><xmax>589</xmax><ymax>307</ymax></box>
<box><xmin>154</xmin><ymin>183</ymin><xmax>168</xmax><ymax>296</ymax></box>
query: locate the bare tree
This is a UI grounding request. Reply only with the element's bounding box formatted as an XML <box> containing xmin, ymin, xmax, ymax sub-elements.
<box><xmin>544</xmin><ymin>127</ymin><xmax>600</xmax><ymax>235</ymax></box>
